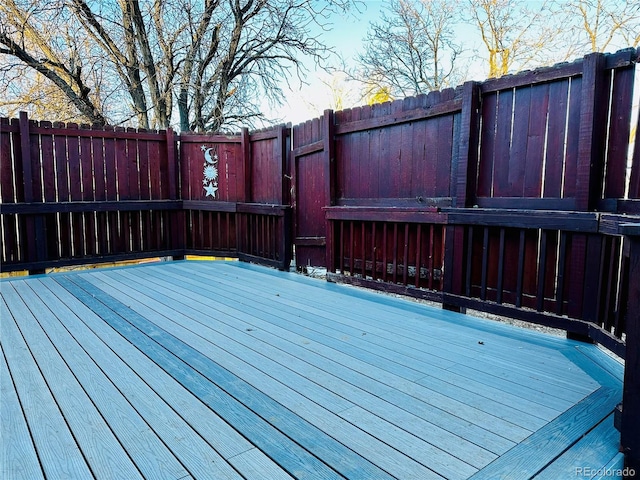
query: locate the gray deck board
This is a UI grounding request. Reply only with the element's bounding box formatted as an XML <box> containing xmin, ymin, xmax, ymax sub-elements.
<box><xmin>86</xmin><ymin>269</ymin><xmax>487</xmax><ymax>477</ymax></box>
<box><xmin>93</xmin><ymin>267</ymin><xmax>521</xmax><ymax>455</ymax></box>
<box><xmin>0</xmin><ymin>350</ymin><xmax>43</xmax><ymax>480</ymax></box>
<box><xmin>0</xmin><ymin>260</ymin><xmax>624</xmax><ymax>480</ymax></box>
<box><xmin>6</xmin><ymin>282</ymin><xmax>147</xmax><ymax>480</ymax></box>
<box><xmin>533</xmin><ymin>414</ymin><xmax>621</xmax><ymax>479</ymax></box>
<box><xmin>58</xmin><ymin>275</ymin><xmax>391</xmax><ymax>480</ymax></box>
<box><xmin>469</xmin><ymin>386</ymin><xmax>621</xmax><ymax>480</ymax></box>
<box><xmin>187</xmin><ymin>261</ymin><xmax>598</xmax><ymax>400</ymax></box>
<box><xmin>66</xmin><ymin>274</ymin><xmax>435</xmax><ymax>478</ymax></box>
<box><xmin>36</xmin><ymin>277</ymin><xmax>286</xmax><ymax>478</ymax></box>
<box><xmin>1</xmin><ymin>294</ymin><xmax>95</xmax><ymax>479</ymax></box>
<box><xmin>14</xmin><ymin>279</ymin><xmax>242</xmax><ymax>480</ymax></box>
<box><xmin>137</xmin><ymin>264</ymin><xmax>583</xmax><ymax>423</ymax></box>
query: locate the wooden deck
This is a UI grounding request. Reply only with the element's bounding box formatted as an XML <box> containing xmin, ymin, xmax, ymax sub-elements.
<box><xmin>1</xmin><ymin>260</ymin><xmax>625</xmax><ymax>479</ymax></box>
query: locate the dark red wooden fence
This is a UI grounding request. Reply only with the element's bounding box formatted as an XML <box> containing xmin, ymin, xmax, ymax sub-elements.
<box><xmin>0</xmin><ymin>117</ymin><xmax>291</xmax><ymax>271</ymax></box>
<box><xmin>2</xmin><ymin>48</ymin><xmax>639</xmax><ymax>469</ymax></box>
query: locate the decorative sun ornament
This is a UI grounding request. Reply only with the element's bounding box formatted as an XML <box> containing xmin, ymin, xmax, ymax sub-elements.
<box><xmin>203</xmin><ymin>165</ymin><xmax>218</xmax><ymax>181</ymax></box>
<box><xmin>200</xmin><ymin>145</ymin><xmax>219</xmax><ymax>198</ymax></box>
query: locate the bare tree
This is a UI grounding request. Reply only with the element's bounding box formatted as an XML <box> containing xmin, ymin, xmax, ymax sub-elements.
<box><xmin>355</xmin><ymin>0</ymin><xmax>463</xmax><ymax>98</ymax></box>
<box><xmin>560</xmin><ymin>0</ymin><xmax>640</xmax><ymax>54</ymax></box>
<box><xmin>0</xmin><ymin>0</ymin><xmax>353</xmax><ymax>131</ymax></box>
<box><xmin>468</xmin><ymin>0</ymin><xmax>564</xmax><ymax>78</ymax></box>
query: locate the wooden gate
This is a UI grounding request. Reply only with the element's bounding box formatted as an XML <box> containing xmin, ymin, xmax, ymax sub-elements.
<box><xmin>291</xmin><ymin>111</ymin><xmax>334</xmax><ymax>269</ymax></box>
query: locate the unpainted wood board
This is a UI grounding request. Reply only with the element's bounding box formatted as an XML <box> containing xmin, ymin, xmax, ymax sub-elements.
<box><xmin>96</xmin><ymin>267</ymin><xmax>522</xmax><ymax>455</ymax></box>
<box><xmin>186</xmin><ymin>261</ymin><xmax>597</xmax><ymax>400</ymax></box>
<box><xmin>73</xmin><ymin>273</ymin><xmax>429</xmax><ymax>480</ymax></box>
<box><xmin>35</xmin><ymin>278</ymin><xmax>270</xmax><ymax>468</ymax></box>
<box><xmin>532</xmin><ymin>414</ymin><xmax>621</xmax><ymax>480</ymax></box>
<box><xmin>0</xmin><ymin>297</ymin><xmax>94</xmax><ymax>479</ymax></box>
<box><xmin>57</xmin><ymin>275</ymin><xmax>371</xmax><ymax>480</ymax></box>
<box><xmin>6</xmin><ymin>282</ymin><xmax>145</xmax><ymax>480</ymax></box>
<box><xmin>87</xmin><ymin>269</ymin><xmax>502</xmax><ymax>469</ymax></box>
<box><xmin>468</xmin><ymin>386</ymin><xmax>621</xmax><ymax>480</ymax></box>
<box><xmin>16</xmin><ymin>280</ymin><xmax>239</xmax><ymax>480</ymax></box>
<box><xmin>0</xmin><ymin>349</ymin><xmax>44</xmax><ymax>480</ymax></box>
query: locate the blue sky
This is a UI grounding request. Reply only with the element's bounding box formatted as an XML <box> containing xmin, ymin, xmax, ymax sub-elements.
<box><xmin>266</xmin><ymin>1</ymin><xmax>385</xmax><ymax>124</ymax></box>
<box><xmin>266</xmin><ymin>0</ymin><xmax>483</xmax><ymax>124</ymax></box>
<box><xmin>266</xmin><ymin>0</ymin><xmax>639</xmax><ymax>126</ymax></box>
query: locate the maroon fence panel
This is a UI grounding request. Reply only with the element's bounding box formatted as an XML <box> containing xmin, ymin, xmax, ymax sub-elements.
<box><xmin>179</xmin><ymin>133</ymin><xmax>243</xmax><ymax>256</ymax></box>
<box><xmin>178</xmin><ymin>127</ymin><xmax>292</xmax><ymax>269</ymax></box>
<box><xmin>249</xmin><ymin>125</ymin><xmax>290</xmax><ymax>205</ymax></box>
<box><xmin>0</xmin><ymin>117</ymin><xmax>181</xmax><ymax>272</ymax></box>
<box><xmin>292</xmin><ymin>112</ymin><xmax>332</xmax><ymax>269</ymax></box>
<box><xmin>0</xmin><ymin>118</ymin><xmax>20</xmax><ymax>265</ymax></box>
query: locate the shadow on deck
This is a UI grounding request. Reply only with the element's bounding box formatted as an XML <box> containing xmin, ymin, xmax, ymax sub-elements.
<box><xmin>1</xmin><ymin>260</ymin><xmax>625</xmax><ymax>479</ymax></box>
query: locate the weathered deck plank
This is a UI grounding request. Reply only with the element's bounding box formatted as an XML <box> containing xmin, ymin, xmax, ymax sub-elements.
<box><xmin>92</xmin><ymin>265</ymin><xmax>513</xmax><ymax>459</ymax></box>
<box><xmin>83</xmin><ymin>269</ymin><xmax>479</xmax><ymax>479</ymax></box>
<box><xmin>6</xmin><ymin>281</ymin><xmax>146</xmax><ymax>480</ymax></box>
<box><xmin>0</xmin><ymin>260</ymin><xmax>624</xmax><ymax>480</ymax></box>
<box><xmin>1</xmin><ymin>294</ymin><xmax>94</xmax><ymax>479</ymax></box>
<box><xmin>0</xmin><ymin>350</ymin><xmax>42</xmax><ymax>480</ymax></box>
<box><xmin>36</xmin><ymin>277</ymin><xmax>287</xmax><ymax>478</ymax></box>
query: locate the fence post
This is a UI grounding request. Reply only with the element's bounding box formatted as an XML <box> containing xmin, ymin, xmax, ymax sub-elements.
<box><xmin>564</xmin><ymin>52</ymin><xmax>608</xmax><ymax>337</ymax></box>
<box><xmin>277</xmin><ymin>124</ymin><xmax>290</xmax><ymax>205</ymax></box>
<box><xmin>443</xmin><ymin>81</ymin><xmax>479</xmax><ymax>311</ymax></box>
<box><xmin>619</xmin><ymin>223</ymin><xmax>640</xmax><ymax>474</ymax></box>
<box><xmin>241</xmin><ymin>127</ymin><xmax>251</xmax><ymax>203</ymax></box>
<box><xmin>19</xmin><ymin>111</ymin><xmax>47</xmax><ymax>273</ymax></box>
<box><xmin>323</xmin><ymin>109</ymin><xmax>336</xmax><ymax>270</ymax></box>
<box><xmin>576</xmin><ymin>52</ymin><xmax>608</xmax><ymax>212</ymax></box>
<box><xmin>167</xmin><ymin>128</ymin><xmax>185</xmax><ymax>260</ymax></box>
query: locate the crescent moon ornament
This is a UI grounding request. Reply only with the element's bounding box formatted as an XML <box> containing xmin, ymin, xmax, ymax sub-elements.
<box><xmin>204</xmin><ymin>147</ymin><xmax>216</xmax><ymax>164</ymax></box>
